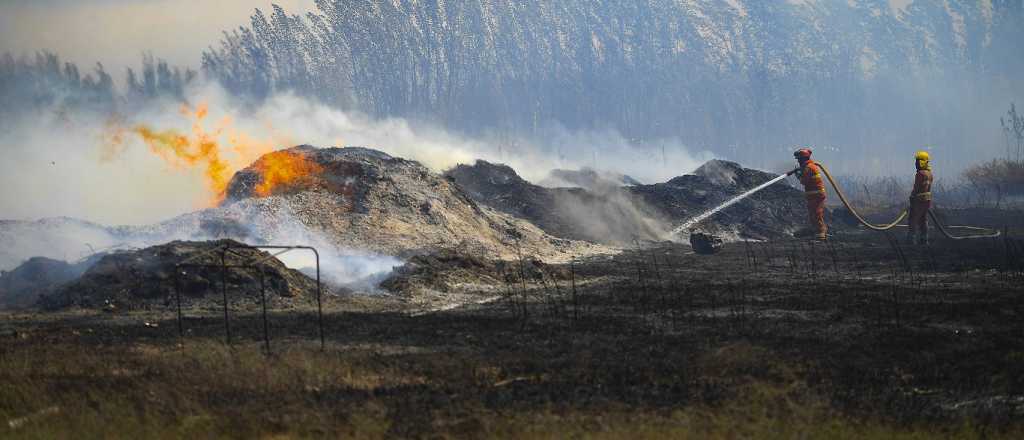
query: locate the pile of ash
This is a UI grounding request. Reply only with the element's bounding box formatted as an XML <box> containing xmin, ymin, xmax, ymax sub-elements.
<box><xmin>446</xmin><ymin>158</ymin><xmax>815</xmax><ymax>243</ymax></box>
<box><xmin>689</xmin><ymin>232</ymin><xmax>724</xmax><ymax>255</ymax></box>
<box><xmin>211</xmin><ymin>146</ymin><xmax>606</xmax><ymax>262</ymax></box>
<box><xmin>0</xmin><ymin>256</ymin><xmax>98</xmax><ymax>309</ymax></box>
<box><xmin>539</xmin><ymin>167</ymin><xmax>642</xmax><ymax>189</ymax></box>
<box><xmin>631</xmin><ymin>159</ymin><xmax>811</xmax><ymax>240</ymax></box>
<box><xmin>0</xmin><ymin>146</ymin><xmax>610</xmax><ymax>293</ymax></box>
<box><xmin>445</xmin><ymin>161</ymin><xmax>668</xmax><ymax>243</ymax></box>
<box><xmin>379</xmin><ymin>248</ymin><xmax>571</xmax><ymax>312</ymax></box>
<box><xmin>380</xmin><ymin>249</ymin><xmax>503</xmax><ymax>297</ymax></box>
<box><xmin>31</xmin><ymin>239</ymin><xmax>324</xmax><ymax>311</ymax></box>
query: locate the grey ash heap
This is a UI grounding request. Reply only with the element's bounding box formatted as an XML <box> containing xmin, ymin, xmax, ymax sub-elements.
<box><xmin>213</xmin><ymin>146</ymin><xmax>603</xmax><ymax>261</ymax></box>
<box><xmin>0</xmin><ymin>145</ymin><xmax>814</xmax><ymax>311</ymax></box>
<box><xmin>446</xmin><ymin>158</ymin><xmax>812</xmax><ymax>244</ymax></box>
<box><xmin>0</xmin><ymin>146</ymin><xmax>609</xmax><ymax>310</ymax></box>
<box><xmin>36</xmin><ymin>240</ymin><xmax>321</xmax><ymax>311</ymax></box>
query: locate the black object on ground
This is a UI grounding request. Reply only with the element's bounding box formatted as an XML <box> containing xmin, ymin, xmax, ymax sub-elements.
<box><xmin>690</xmin><ymin>232</ymin><xmax>724</xmax><ymax>254</ymax></box>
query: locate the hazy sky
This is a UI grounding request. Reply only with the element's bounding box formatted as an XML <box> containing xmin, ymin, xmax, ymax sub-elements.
<box><xmin>0</xmin><ymin>0</ymin><xmax>316</xmax><ymax>75</ymax></box>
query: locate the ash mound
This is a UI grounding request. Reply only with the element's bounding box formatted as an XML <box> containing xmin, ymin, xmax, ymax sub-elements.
<box><xmin>37</xmin><ymin>239</ymin><xmax>323</xmax><ymax>311</ymax></box>
<box><xmin>632</xmin><ymin>159</ymin><xmax>809</xmax><ymax>239</ymax></box>
<box><xmin>0</xmin><ymin>256</ymin><xmax>98</xmax><ymax>309</ymax></box>
<box><xmin>379</xmin><ymin>248</ymin><xmax>570</xmax><ymax>311</ymax></box>
<box><xmin>445</xmin><ymin>161</ymin><xmax>667</xmax><ymax>244</ymax></box>
<box><xmin>540</xmin><ymin>167</ymin><xmax>642</xmax><ymax>189</ymax></box>
<box><xmin>0</xmin><ymin>146</ymin><xmax>606</xmax><ymax>301</ymax></box>
<box><xmin>206</xmin><ymin>146</ymin><xmax>603</xmax><ymax>262</ymax></box>
<box><xmin>448</xmin><ymin>159</ymin><xmax>810</xmax><ymax>242</ymax></box>
<box><xmin>380</xmin><ymin>249</ymin><xmax>502</xmax><ymax>297</ymax></box>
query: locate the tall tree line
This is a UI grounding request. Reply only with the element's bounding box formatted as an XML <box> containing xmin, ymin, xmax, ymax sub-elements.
<box><xmin>200</xmin><ymin>0</ymin><xmax>1024</xmax><ymax>167</ymax></box>
<box><xmin>0</xmin><ymin>52</ymin><xmax>197</xmax><ymax>124</ymax></box>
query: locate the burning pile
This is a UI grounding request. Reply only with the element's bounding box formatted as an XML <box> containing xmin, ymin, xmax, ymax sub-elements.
<box><xmin>0</xmin><ymin>144</ymin><xmax>823</xmax><ymax>310</ymax></box>
<box><xmin>0</xmin><ymin>145</ymin><xmax>611</xmax><ymax>310</ymax></box>
<box><xmin>207</xmin><ymin>146</ymin><xmax>607</xmax><ymax>261</ymax></box>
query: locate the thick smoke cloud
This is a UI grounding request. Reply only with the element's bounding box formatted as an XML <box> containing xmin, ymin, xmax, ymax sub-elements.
<box><xmin>0</xmin><ymin>108</ymin><xmax>207</xmax><ymax>226</ymax></box>
<box><xmin>0</xmin><ymin>80</ymin><xmax>709</xmax><ymax>283</ymax></box>
<box><xmin>2</xmin><ymin>81</ymin><xmax>711</xmax><ymax>226</ymax></box>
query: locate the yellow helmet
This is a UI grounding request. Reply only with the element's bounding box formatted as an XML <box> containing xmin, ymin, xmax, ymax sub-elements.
<box><xmin>915</xmin><ymin>150</ymin><xmax>930</xmax><ymax>170</ymax></box>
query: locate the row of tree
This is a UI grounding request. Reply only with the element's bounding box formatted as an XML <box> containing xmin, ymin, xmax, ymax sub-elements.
<box><xmin>3</xmin><ymin>1</ymin><xmax>1022</xmax><ymax>172</ymax></box>
<box><xmin>0</xmin><ymin>52</ymin><xmax>196</xmax><ymax>122</ymax></box>
<box><xmin>1001</xmin><ymin>103</ymin><xmax>1024</xmax><ymax>162</ymax></box>
<box><xmin>965</xmin><ymin>103</ymin><xmax>1024</xmax><ymax>206</ymax></box>
<box><xmin>199</xmin><ymin>0</ymin><xmax>1024</xmax><ymax>167</ymax></box>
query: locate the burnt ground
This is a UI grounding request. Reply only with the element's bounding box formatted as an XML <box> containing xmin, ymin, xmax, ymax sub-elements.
<box><xmin>3</xmin><ymin>229</ymin><xmax>1024</xmax><ymax>437</ymax></box>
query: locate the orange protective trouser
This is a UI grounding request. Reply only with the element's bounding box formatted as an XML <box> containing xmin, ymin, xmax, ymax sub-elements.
<box><xmin>908</xmin><ymin>199</ymin><xmax>931</xmax><ymax>234</ymax></box>
<box><xmin>806</xmin><ymin>194</ymin><xmax>827</xmax><ymax>238</ymax></box>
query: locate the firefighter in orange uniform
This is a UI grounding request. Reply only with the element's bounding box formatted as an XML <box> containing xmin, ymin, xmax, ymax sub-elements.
<box><xmin>792</xmin><ymin>148</ymin><xmax>827</xmax><ymax>241</ymax></box>
<box><xmin>908</xmin><ymin>150</ymin><xmax>933</xmax><ymax>245</ymax></box>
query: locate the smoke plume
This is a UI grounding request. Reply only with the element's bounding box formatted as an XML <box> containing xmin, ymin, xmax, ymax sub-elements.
<box><xmin>0</xmin><ymin>80</ymin><xmax>709</xmax><ymax>282</ymax></box>
<box><xmin>2</xmin><ymin>81</ymin><xmax>711</xmax><ymax>225</ymax></box>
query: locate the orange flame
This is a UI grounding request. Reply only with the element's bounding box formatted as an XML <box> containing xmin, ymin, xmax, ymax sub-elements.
<box><xmin>133</xmin><ymin>125</ymin><xmax>232</xmax><ymax>204</ymax></box>
<box><xmin>125</xmin><ymin>104</ymin><xmax>236</xmax><ymax>204</ymax></box>
<box><xmin>104</xmin><ymin>102</ymin><xmax>307</xmax><ymax>206</ymax></box>
<box><xmin>253</xmin><ymin>150</ymin><xmax>324</xmax><ymax>197</ymax></box>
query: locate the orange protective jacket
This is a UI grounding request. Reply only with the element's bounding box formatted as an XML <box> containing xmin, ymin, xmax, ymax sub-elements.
<box><xmin>911</xmin><ymin>169</ymin><xmax>933</xmax><ymax>201</ymax></box>
<box><xmin>799</xmin><ymin>160</ymin><xmax>826</xmax><ymax>196</ymax></box>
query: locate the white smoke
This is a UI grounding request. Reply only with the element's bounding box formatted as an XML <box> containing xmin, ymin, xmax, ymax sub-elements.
<box><xmin>0</xmin><ymin>80</ymin><xmax>712</xmax><ymax>283</ymax></box>
<box><xmin>231</xmin><ymin>88</ymin><xmax>713</xmax><ymax>185</ymax></box>
<box><xmin>1</xmin><ymin>81</ymin><xmax>711</xmax><ymax>226</ymax></box>
<box><xmin>0</xmin><ymin>108</ymin><xmax>208</xmax><ymax>226</ymax></box>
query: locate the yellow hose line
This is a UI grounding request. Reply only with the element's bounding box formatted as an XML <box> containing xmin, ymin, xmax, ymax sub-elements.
<box><xmin>816</xmin><ymin>162</ymin><xmax>1001</xmax><ymax>240</ymax></box>
<box><xmin>815</xmin><ymin>163</ymin><xmax>908</xmax><ymax>231</ymax></box>
<box><xmin>926</xmin><ymin>209</ymin><xmax>1001</xmax><ymax>240</ymax></box>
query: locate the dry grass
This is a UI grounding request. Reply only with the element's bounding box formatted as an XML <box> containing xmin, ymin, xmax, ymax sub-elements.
<box><xmin>1</xmin><ymin>334</ymin><xmax>1018</xmax><ymax>439</ymax></box>
<box><xmin>3</xmin><ymin>237</ymin><xmax>1023</xmax><ymax>438</ymax></box>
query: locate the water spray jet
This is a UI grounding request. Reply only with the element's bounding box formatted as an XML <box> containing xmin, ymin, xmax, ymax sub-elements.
<box><xmin>671</xmin><ymin>172</ymin><xmax>791</xmax><ymax>236</ymax></box>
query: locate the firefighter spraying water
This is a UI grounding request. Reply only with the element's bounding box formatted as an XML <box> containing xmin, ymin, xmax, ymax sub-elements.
<box><xmin>790</xmin><ymin>148</ymin><xmax>828</xmax><ymax>241</ymax></box>
<box><xmin>669</xmin><ymin>173</ymin><xmax>790</xmax><ymax>236</ymax></box>
<box><xmin>672</xmin><ymin>147</ymin><xmax>1000</xmax><ymax>243</ymax></box>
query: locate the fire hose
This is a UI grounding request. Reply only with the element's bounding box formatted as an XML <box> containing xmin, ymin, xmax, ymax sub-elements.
<box><xmin>788</xmin><ymin>163</ymin><xmax>1001</xmax><ymax>240</ymax></box>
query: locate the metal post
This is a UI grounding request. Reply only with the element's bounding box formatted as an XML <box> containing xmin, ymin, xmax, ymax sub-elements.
<box><xmin>174</xmin><ymin>269</ymin><xmax>183</xmax><ymax>340</ymax></box>
<box><xmin>221</xmin><ymin>250</ymin><xmax>231</xmax><ymax>346</ymax></box>
<box><xmin>314</xmin><ymin>248</ymin><xmax>324</xmax><ymax>351</ymax></box>
<box><xmin>260</xmin><ymin>267</ymin><xmax>270</xmax><ymax>353</ymax></box>
<box><xmin>570</xmin><ymin>259</ymin><xmax>578</xmax><ymax>323</ymax></box>
<box><xmin>174</xmin><ymin>245</ymin><xmax>323</xmax><ymax>350</ymax></box>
